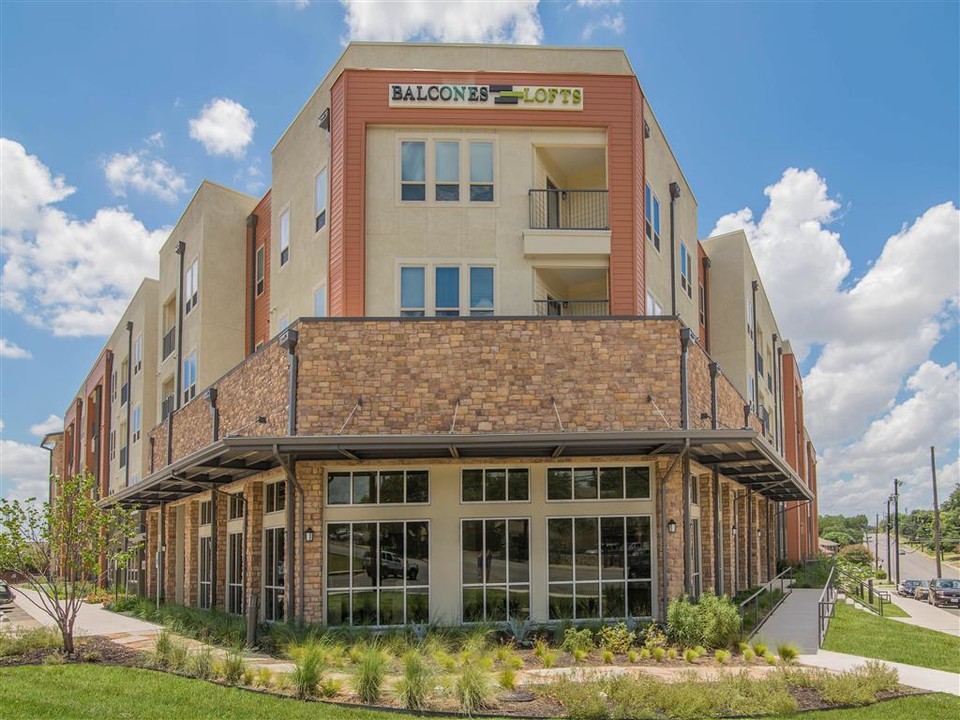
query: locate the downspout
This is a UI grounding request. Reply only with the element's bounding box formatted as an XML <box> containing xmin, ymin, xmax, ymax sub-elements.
<box><xmin>659</xmin><ymin>439</ymin><xmax>688</xmax><ymax>618</ymax></box>
<box><xmin>679</xmin><ymin>328</ymin><xmax>692</xmax><ymax>596</ymax></box>
<box><xmin>208</xmin><ymin>388</ymin><xmax>220</xmax><ymax>442</ymax></box>
<box><xmin>702</xmin><ymin>257</ymin><xmax>711</xmax><ymax>353</ymax></box>
<box><xmin>125</xmin><ymin>321</ymin><xmax>133</xmax><ymax>487</ymax></box>
<box><xmin>174</xmin><ymin>241</ymin><xmax>186</xmax><ymax>411</ymax></box>
<box><xmin>750</xmin><ymin>280</ymin><xmax>759</xmax><ymax>415</ymax></box>
<box><xmin>209</xmin><ymin>489</ymin><xmax>218</xmax><ymax>610</ymax></box>
<box><xmin>713</xmin><ymin>468</ymin><xmax>723</xmax><ymax>595</ymax></box>
<box><xmin>149</xmin><ymin>437</ymin><xmax>155</xmax><ymax>474</ymax></box>
<box><xmin>247</xmin><ymin>213</ymin><xmax>258</xmax><ymax>355</ymax></box>
<box><xmin>92</xmin><ymin>385</ymin><xmax>102</xmax><ymax>499</ymax></box>
<box><xmin>274</xmin><ymin>448</ymin><xmax>305</xmax><ymax>626</ymax></box>
<box><xmin>747</xmin><ymin>490</ymin><xmax>754</xmax><ymax>588</ymax></box>
<box><xmin>668</xmin><ymin>182</ymin><xmax>682</xmax><ymax>316</ymax></box>
<box><xmin>776</xmin><ymin>345</ymin><xmax>784</xmax><ymax>451</ymax></box>
<box><xmin>708</xmin><ymin>362</ymin><xmax>719</xmax><ymax>430</ymax></box>
<box><xmin>772</xmin><ymin>333</ymin><xmax>780</xmax><ymax>453</ymax></box>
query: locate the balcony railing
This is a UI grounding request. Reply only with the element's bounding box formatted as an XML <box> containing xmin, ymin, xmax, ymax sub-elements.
<box><xmin>534</xmin><ymin>299</ymin><xmax>610</xmax><ymax>317</ymax></box>
<box><xmin>162</xmin><ymin>327</ymin><xmax>176</xmax><ymax>360</ymax></box>
<box><xmin>529</xmin><ymin>189</ymin><xmax>608</xmax><ymax>231</ymax></box>
<box><xmin>161</xmin><ymin>394</ymin><xmax>175</xmax><ymax>422</ymax></box>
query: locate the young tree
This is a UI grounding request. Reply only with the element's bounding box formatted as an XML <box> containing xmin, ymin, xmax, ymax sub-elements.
<box><xmin>0</xmin><ymin>473</ymin><xmax>140</xmax><ymax>654</ymax></box>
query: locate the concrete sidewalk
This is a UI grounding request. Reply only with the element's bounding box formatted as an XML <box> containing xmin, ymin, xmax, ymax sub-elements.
<box><xmin>886</xmin><ymin>591</ymin><xmax>960</xmax><ymax>637</ymax></box>
<box><xmin>800</xmin><ymin>649</ymin><xmax>960</xmax><ymax>696</ymax></box>
<box><xmin>13</xmin><ymin>586</ymin><xmax>164</xmax><ymax>636</ymax></box>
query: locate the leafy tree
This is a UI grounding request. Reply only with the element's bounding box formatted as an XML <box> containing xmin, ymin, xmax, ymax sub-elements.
<box><xmin>837</xmin><ymin>544</ymin><xmax>873</xmax><ymax>566</ymax></box>
<box><xmin>0</xmin><ymin>473</ymin><xmax>140</xmax><ymax>654</ymax></box>
<box><xmin>822</xmin><ymin>529</ymin><xmax>855</xmax><ymax>547</ymax></box>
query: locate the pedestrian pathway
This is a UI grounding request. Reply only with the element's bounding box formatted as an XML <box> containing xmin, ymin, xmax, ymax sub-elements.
<box><xmin>886</xmin><ymin>591</ymin><xmax>960</xmax><ymax>637</ymax></box>
<box><xmin>752</xmin><ymin>588</ymin><xmax>822</xmax><ymax>653</ymax></box>
<box><xmin>799</xmin><ymin>649</ymin><xmax>960</xmax><ymax>696</ymax></box>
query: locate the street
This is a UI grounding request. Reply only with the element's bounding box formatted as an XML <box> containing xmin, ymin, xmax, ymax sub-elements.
<box><xmin>870</xmin><ymin>533</ymin><xmax>960</xmax><ymax>619</ymax></box>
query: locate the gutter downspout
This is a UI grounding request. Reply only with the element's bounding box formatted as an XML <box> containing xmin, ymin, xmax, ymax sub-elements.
<box><xmin>772</xmin><ymin>333</ymin><xmax>780</xmax><ymax>453</ymax></box>
<box><xmin>702</xmin><ymin>257</ymin><xmax>711</xmax><ymax>353</ymax></box>
<box><xmin>174</xmin><ymin>241</ymin><xmax>186</xmax><ymax>411</ymax></box>
<box><xmin>208</xmin><ymin>388</ymin><xmax>220</xmax><ymax>442</ymax></box>
<box><xmin>776</xmin><ymin>345</ymin><xmax>784</xmax><ymax>451</ymax></box>
<box><xmin>125</xmin><ymin>321</ymin><xmax>133</xmax><ymax>487</ymax></box>
<box><xmin>708</xmin><ymin>362</ymin><xmax>719</xmax><ymax>430</ymax></box>
<box><xmin>750</xmin><ymin>280</ymin><xmax>759</xmax><ymax>415</ymax></box>
<box><xmin>669</xmin><ymin>182</ymin><xmax>682</xmax><ymax>316</ymax></box>
<box><xmin>659</xmin><ymin>439</ymin><xmax>689</xmax><ymax>618</ymax></box>
<box><xmin>679</xmin><ymin>328</ymin><xmax>692</xmax><ymax>596</ymax></box>
<box><xmin>247</xmin><ymin>213</ymin><xmax>258</xmax><ymax>355</ymax></box>
<box><xmin>274</xmin><ymin>447</ymin><xmax>305</xmax><ymax>626</ymax></box>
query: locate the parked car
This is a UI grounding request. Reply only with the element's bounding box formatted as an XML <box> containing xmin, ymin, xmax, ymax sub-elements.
<box><xmin>0</xmin><ymin>581</ymin><xmax>15</xmax><ymax>606</ymax></box>
<box><xmin>363</xmin><ymin>550</ymin><xmax>419</xmax><ymax>581</ymax></box>
<box><xmin>897</xmin><ymin>579</ymin><xmax>921</xmax><ymax>597</ymax></box>
<box><xmin>927</xmin><ymin>578</ymin><xmax>960</xmax><ymax>608</ymax></box>
<box><xmin>913</xmin><ymin>580</ymin><xmax>930</xmax><ymax>601</ymax></box>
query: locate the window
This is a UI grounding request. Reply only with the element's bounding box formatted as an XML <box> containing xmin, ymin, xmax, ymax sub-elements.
<box><xmin>435</xmin><ymin>141</ymin><xmax>459</xmax><ymax>201</ymax></box>
<box><xmin>469</xmin><ymin>141</ymin><xmax>494</xmax><ymax>201</ymax></box>
<box><xmin>547</xmin><ymin>516</ymin><xmax>653</xmax><ymax>620</ymax></box>
<box><xmin>680</xmin><ymin>244</ymin><xmax>692</xmax><ymax>298</ymax></box>
<box><xmin>182</xmin><ymin>352</ymin><xmax>197</xmax><ymax>403</ymax></box>
<box><xmin>109</xmin><ymin>430</ymin><xmax>116</xmax><ymax>461</ymax></box>
<box><xmin>132</xmin><ymin>404</ymin><xmax>141</xmax><ymax>444</ymax></box>
<box><xmin>401</xmin><ymin>141</ymin><xmax>426</xmax><ymax>201</ymax></box>
<box><xmin>126</xmin><ymin>547</ymin><xmax>142</xmax><ymax>596</ymax></box>
<box><xmin>462</xmin><ymin>519</ymin><xmax>529</xmax><ymax>621</ymax></box>
<box><xmin>698</xmin><ymin>284</ymin><xmax>706</xmax><ymax>327</ymax></box>
<box><xmin>264</xmin><ymin>527</ymin><xmax>285</xmax><ymax>621</ymax></box>
<box><xmin>747</xmin><ymin>296</ymin><xmax>754</xmax><ymax>338</ymax></box>
<box><xmin>327</xmin><ymin>469</ymin><xmax>429</xmax><ymax>506</ymax></box>
<box><xmin>469</xmin><ymin>267</ymin><xmax>494</xmax><ymax>316</ymax></box>
<box><xmin>111</xmin><ymin>371</ymin><xmax>118</xmax><ymax>402</ymax></box>
<box><xmin>279</xmin><ymin>209</ymin><xmax>290</xmax><ymax>266</ymax></box>
<box><xmin>435</xmin><ymin>267</ymin><xmax>460</xmax><ymax>316</ymax></box>
<box><xmin>748</xmin><ymin>374</ymin><xmax>756</xmax><ymax>407</ymax></box>
<box><xmin>314</xmin><ymin>286</ymin><xmax>326</xmax><ymax>317</ymax></box>
<box><xmin>547</xmin><ymin>466</ymin><xmax>651</xmax><ymax>501</ymax></box>
<box><xmin>184</xmin><ymin>259</ymin><xmax>199</xmax><ymax>314</ymax></box>
<box><xmin>645</xmin><ymin>292</ymin><xmax>663</xmax><ymax>317</ymax></box>
<box><xmin>198</xmin><ymin>535</ymin><xmax>212</xmax><ymax>609</ymax></box>
<box><xmin>461</xmin><ymin>468</ymin><xmax>529</xmax><ymax>503</ymax></box>
<box><xmin>400</xmin><ymin>266</ymin><xmax>425</xmax><ymax>317</ymax></box>
<box><xmin>133</xmin><ymin>334</ymin><xmax>143</xmax><ymax>374</ymax></box>
<box><xmin>315</xmin><ymin>168</ymin><xmax>328</xmax><ymax>232</ymax></box>
<box><xmin>278</xmin><ymin>314</ymin><xmax>289</xmax><ymax>332</ymax></box>
<box><xmin>690</xmin><ymin>476</ymin><xmax>700</xmax><ymax>506</ymax></box>
<box><xmin>645</xmin><ymin>184</ymin><xmax>661</xmax><ymax>251</ymax></box>
<box><xmin>326</xmin><ymin>520</ymin><xmax>429</xmax><ymax>626</ymax></box>
<box><xmin>255</xmin><ymin>246</ymin><xmax>265</xmax><ymax>296</ymax></box>
<box><xmin>199</xmin><ymin>500</ymin><xmax>212</xmax><ymax>526</ymax></box>
<box><xmin>228</xmin><ymin>494</ymin><xmax>245</xmax><ymax>520</ymax></box>
<box><xmin>265</xmin><ymin>481</ymin><xmax>285</xmax><ymax>514</ymax></box>
<box><xmin>227</xmin><ymin>531</ymin><xmax>244</xmax><ymax>614</ymax></box>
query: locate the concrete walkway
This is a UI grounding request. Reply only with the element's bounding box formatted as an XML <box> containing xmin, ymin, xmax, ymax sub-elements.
<box><xmin>886</xmin><ymin>591</ymin><xmax>960</xmax><ymax>637</ymax></box>
<box><xmin>799</xmin><ymin>649</ymin><xmax>960</xmax><ymax>696</ymax></box>
<box><xmin>751</xmin><ymin>588</ymin><xmax>822</xmax><ymax>653</ymax></box>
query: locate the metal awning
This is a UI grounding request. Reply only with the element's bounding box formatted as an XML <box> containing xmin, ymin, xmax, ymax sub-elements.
<box><xmin>104</xmin><ymin>429</ymin><xmax>813</xmax><ymax>508</ymax></box>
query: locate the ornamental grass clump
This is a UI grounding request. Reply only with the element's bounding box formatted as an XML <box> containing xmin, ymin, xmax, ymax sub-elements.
<box><xmin>683</xmin><ymin>648</ymin><xmax>699</xmax><ymax>664</ymax></box>
<box><xmin>652</xmin><ymin>646</ymin><xmax>666</xmax><ymax>663</ymax></box>
<box><xmin>752</xmin><ymin>642</ymin><xmax>768</xmax><ymax>657</ymax></box>
<box><xmin>455</xmin><ymin>662</ymin><xmax>493</xmax><ymax>715</ymax></box>
<box><xmin>714</xmin><ymin>649</ymin><xmax>731</xmax><ymax>664</ymax></box>
<box><xmin>742</xmin><ymin>648</ymin><xmax>756</xmax><ymax>662</ymax></box>
<box><xmin>188</xmin><ymin>647</ymin><xmax>214</xmax><ymax>679</ymax></box>
<box><xmin>219</xmin><ymin>649</ymin><xmax>247</xmax><ymax>684</ymax></box>
<box><xmin>288</xmin><ymin>641</ymin><xmax>329</xmax><ymax>699</ymax></box>
<box><xmin>395</xmin><ymin>650</ymin><xmax>432</xmax><ymax>710</ymax></box>
<box><xmin>551</xmin><ymin>677</ymin><xmax>610</xmax><ymax>720</ymax></box>
<box><xmin>355</xmin><ymin>647</ymin><xmax>389</xmax><ymax>704</ymax></box>
<box><xmin>498</xmin><ymin>668</ymin><xmax>518</xmax><ymax>690</ymax></box>
<box><xmin>777</xmin><ymin>643</ymin><xmax>800</xmax><ymax>663</ymax></box>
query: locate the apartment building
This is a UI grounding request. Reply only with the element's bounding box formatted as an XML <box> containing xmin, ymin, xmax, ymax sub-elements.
<box><xmin>52</xmin><ymin>43</ymin><xmax>816</xmax><ymax>627</ymax></box>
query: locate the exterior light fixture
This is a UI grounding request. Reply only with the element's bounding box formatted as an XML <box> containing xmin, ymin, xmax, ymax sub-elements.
<box><xmin>732</xmin><ymin>525</ymin><xmax>738</xmax><ymax>537</ymax></box>
<box><xmin>667</xmin><ymin>519</ymin><xmax>677</xmax><ymax>534</ymax></box>
<box><xmin>304</xmin><ymin>527</ymin><xmax>315</xmax><ymax>543</ymax></box>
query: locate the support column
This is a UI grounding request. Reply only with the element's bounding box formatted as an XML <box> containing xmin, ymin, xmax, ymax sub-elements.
<box><xmin>183</xmin><ymin>501</ymin><xmax>198</xmax><ymax>607</ymax></box>
<box><xmin>164</xmin><ymin>506</ymin><xmax>178</xmax><ymax>603</ymax></box>
<box><xmin>245</xmin><ymin>481</ymin><xmax>264</xmax><ymax>617</ymax></box>
<box><xmin>146</xmin><ymin>509</ymin><xmax>159</xmax><ymax>600</ymax></box>
<box><xmin>699</xmin><ymin>475</ymin><xmax>715</xmax><ymax>593</ymax></box>
<box><xmin>214</xmin><ymin>493</ymin><xmax>228</xmax><ymax>611</ymax></box>
<box><xmin>294</xmin><ymin>462</ymin><xmax>325</xmax><ymax>624</ymax></box>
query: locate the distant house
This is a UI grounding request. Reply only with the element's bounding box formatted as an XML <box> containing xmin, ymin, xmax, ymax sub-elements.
<box><xmin>818</xmin><ymin>537</ymin><xmax>839</xmax><ymax>556</ymax></box>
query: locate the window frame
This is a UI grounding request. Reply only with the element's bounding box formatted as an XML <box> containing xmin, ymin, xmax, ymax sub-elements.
<box><xmin>255</xmin><ymin>245</ymin><xmax>265</xmax><ymax>297</ymax></box>
<box><xmin>131</xmin><ymin>404</ymin><xmax>141</xmax><ymax>444</ymax></box>
<box><xmin>315</xmin><ymin>167</ymin><xmax>328</xmax><ymax>233</ymax></box>
<box><xmin>460</xmin><ymin>468</ymin><xmax>530</xmax><ymax>504</ymax></box>
<box><xmin>397</xmin><ymin>260</ymin><xmax>498</xmax><ymax>317</ymax></box>
<box><xmin>397</xmin><ymin>135</ymin><xmax>498</xmax><ymax>207</ymax></box>
<box><xmin>133</xmin><ymin>334</ymin><xmax>143</xmax><ymax>374</ymax></box>
<box><xmin>263</xmin><ymin>526</ymin><xmax>285</xmax><ymax>622</ymax></box>
<box><xmin>680</xmin><ymin>244</ymin><xmax>692</xmax><ymax>298</ymax></box>
<box><xmin>545</xmin><ymin>465</ymin><xmax>654</xmax><ymax>503</ymax></box>
<box><xmin>326</xmin><ymin>469</ymin><xmax>430</xmax><ymax>507</ymax></box>
<box><xmin>182</xmin><ymin>352</ymin><xmax>197</xmax><ymax>404</ymax></box>
<box><xmin>461</xmin><ymin>517</ymin><xmax>531</xmax><ymax>623</ymax></box>
<box><xmin>313</xmin><ymin>284</ymin><xmax>327</xmax><ymax>318</ymax></box>
<box><xmin>226</xmin><ymin>530</ymin><xmax>244</xmax><ymax>615</ymax></box>
<box><xmin>184</xmin><ymin>259</ymin><xmax>199</xmax><ymax>314</ymax></box>
<box><xmin>279</xmin><ymin>208</ymin><xmax>291</xmax><ymax>267</ymax></box>
<box><xmin>265</xmin><ymin>480</ymin><xmax>286</xmax><ymax>515</ymax></box>
<box><xmin>434</xmin><ymin>265</ymin><xmax>461</xmax><ymax>317</ymax></box>
<box><xmin>645</xmin><ymin>184</ymin><xmax>661</xmax><ymax>252</ymax></box>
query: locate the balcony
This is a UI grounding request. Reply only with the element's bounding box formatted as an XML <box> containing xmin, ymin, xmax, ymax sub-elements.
<box><xmin>534</xmin><ymin>299</ymin><xmax>609</xmax><ymax>317</ymax></box>
<box><xmin>528</xmin><ymin>189</ymin><xmax>608</xmax><ymax>231</ymax></box>
<box><xmin>162</xmin><ymin>327</ymin><xmax>176</xmax><ymax>360</ymax></box>
<box><xmin>161</xmin><ymin>394</ymin><xmax>175</xmax><ymax>422</ymax></box>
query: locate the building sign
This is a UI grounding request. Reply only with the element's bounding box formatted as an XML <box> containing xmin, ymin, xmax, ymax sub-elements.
<box><xmin>388</xmin><ymin>83</ymin><xmax>584</xmax><ymax>111</ymax></box>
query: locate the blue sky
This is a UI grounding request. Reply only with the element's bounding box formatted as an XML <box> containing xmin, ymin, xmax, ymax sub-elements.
<box><xmin>2</xmin><ymin>1</ymin><xmax>958</xmax><ymax>516</ymax></box>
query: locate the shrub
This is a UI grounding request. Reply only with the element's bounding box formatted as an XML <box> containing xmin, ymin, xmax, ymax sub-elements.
<box><xmin>561</xmin><ymin>627</ymin><xmax>595</xmax><ymax>654</ymax></box>
<box><xmin>541</xmin><ymin>650</ymin><xmax>558</xmax><ymax>668</ymax></box>
<box><xmin>533</xmin><ymin>638</ymin><xmax>550</xmax><ymax>658</ymax></box>
<box><xmin>42</xmin><ymin>651</ymin><xmax>65</xmax><ymax>665</ymax></box>
<box><xmin>652</xmin><ymin>646</ymin><xmax>665</xmax><ymax>662</ymax></box>
<box><xmin>715</xmin><ymin>649</ymin><xmax>731</xmax><ymax>664</ymax></box>
<box><xmin>666</xmin><ymin>647</ymin><xmax>678</xmax><ymax>661</ymax></box>
<box><xmin>242</xmin><ymin>668</ymin><xmax>255</xmax><ymax>685</ymax></box>
<box><xmin>597</xmin><ymin>622</ymin><xmax>635</xmax><ymax>654</ymax></box>
<box><xmin>506</xmin><ymin>653</ymin><xmax>524</xmax><ymax>670</ymax></box>
<box><xmin>0</xmin><ymin>627</ymin><xmax>62</xmax><ymax>657</ymax></box>
<box><xmin>601</xmin><ymin>649</ymin><xmax>614</xmax><ymax>664</ymax></box>
<box><xmin>288</xmin><ymin>642</ymin><xmax>328</xmax><ymax>699</ymax></box>
<box><xmin>355</xmin><ymin>647</ymin><xmax>388</xmax><ymax>704</ymax></box>
<box><xmin>220</xmin><ymin>650</ymin><xmax>247</xmax><ymax>685</ymax></box>
<box><xmin>839</xmin><ymin>544</ymin><xmax>873</xmax><ymax>566</ymax></box>
<box><xmin>255</xmin><ymin>667</ymin><xmax>273</xmax><ymax>689</ymax></box>
<box><xmin>152</xmin><ymin>631</ymin><xmax>173</xmax><ymax>667</ymax></box>
<box><xmin>641</xmin><ymin>623</ymin><xmax>668</xmax><ymax>649</ymax></box>
<box><xmin>684</xmin><ymin>648</ymin><xmax>699</xmax><ymax>663</ymax></box>
<box><xmin>189</xmin><ymin>647</ymin><xmax>214</xmax><ymax>679</ymax></box>
<box><xmin>693</xmin><ymin>645</ymin><xmax>706</xmax><ymax>656</ymax></box>
<box><xmin>455</xmin><ymin>662</ymin><xmax>493</xmax><ymax>715</ymax></box>
<box><xmin>639</xmin><ymin>647</ymin><xmax>651</xmax><ymax>660</ymax></box>
<box><xmin>743</xmin><ymin>648</ymin><xmax>756</xmax><ymax>662</ymax></box>
<box><xmin>777</xmin><ymin>643</ymin><xmax>800</xmax><ymax>663</ymax></box>
<box><xmin>876</xmin><ymin>569</ymin><xmax>887</xmax><ymax>580</ymax></box>
<box><xmin>666</xmin><ymin>595</ymin><xmax>701</xmax><ymax>647</ymax></box>
<box><xmin>498</xmin><ymin>668</ymin><xmax>517</xmax><ymax>690</ymax></box>
<box><xmin>573</xmin><ymin>648</ymin><xmax>590</xmax><ymax>663</ymax></box>
<box><xmin>752</xmin><ymin>642</ymin><xmax>768</xmax><ymax>656</ymax></box>
<box><xmin>551</xmin><ymin>678</ymin><xmax>610</xmax><ymax>720</ymax></box>
<box><xmin>667</xmin><ymin>593</ymin><xmax>741</xmax><ymax>649</ymax></box>
<box><xmin>396</xmin><ymin>650</ymin><xmax>431</xmax><ymax>710</ymax></box>
<box><xmin>627</xmin><ymin>649</ymin><xmax>640</xmax><ymax>663</ymax></box>
<box><xmin>765</xmin><ymin>652</ymin><xmax>777</xmax><ymax>665</ymax></box>
<box><xmin>168</xmin><ymin>638</ymin><xmax>189</xmax><ymax>671</ymax></box>
<box><xmin>81</xmin><ymin>650</ymin><xmax>102</xmax><ymax>663</ymax></box>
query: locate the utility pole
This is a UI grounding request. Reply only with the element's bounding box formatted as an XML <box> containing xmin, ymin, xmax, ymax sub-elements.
<box><xmin>931</xmin><ymin>446</ymin><xmax>943</xmax><ymax>578</ymax></box>
<box><xmin>886</xmin><ymin>497</ymin><xmax>892</xmax><ymax>577</ymax></box>
<box><xmin>893</xmin><ymin>478</ymin><xmax>901</xmax><ymax>586</ymax></box>
<box><xmin>874</xmin><ymin>514</ymin><xmax>880</xmax><ymax>573</ymax></box>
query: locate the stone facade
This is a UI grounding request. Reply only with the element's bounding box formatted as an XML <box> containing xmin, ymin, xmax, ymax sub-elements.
<box><xmin>293</xmin><ymin>462</ymin><xmax>325</xmax><ymax>623</ymax></box>
<box><xmin>183</xmin><ymin>500</ymin><xmax>198</xmax><ymax>608</ymax></box>
<box><xmin>244</xmin><ymin>480</ymin><xmax>265</xmax><ymax>615</ymax></box>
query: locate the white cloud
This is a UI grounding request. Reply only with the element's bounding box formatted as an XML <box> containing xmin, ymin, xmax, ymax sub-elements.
<box><xmin>279</xmin><ymin>0</ymin><xmax>310</xmax><ymax>8</ymax></box>
<box><xmin>145</xmin><ymin>131</ymin><xmax>164</xmax><ymax>148</ymax></box>
<box><xmin>340</xmin><ymin>0</ymin><xmax>543</xmax><ymax>44</ymax></box>
<box><xmin>104</xmin><ymin>150</ymin><xmax>186</xmax><ymax>202</ymax></box>
<box><xmin>236</xmin><ymin>158</ymin><xmax>265</xmax><ymax>196</ymax></box>
<box><xmin>576</xmin><ymin>0</ymin><xmax>619</xmax><ymax>6</ymax></box>
<box><xmin>0</xmin><ymin>420</ymin><xmax>5</xmax><ymax>433</ymax></box>
<box><xmin>29</xmin><ymin>414</ymin><xmax>63</xmax><ymax>437</ymax></box>
<box><xmin>711</xmin><ymin>168</ymin><xmax>960</xmax><ymax>515</ymax></box>
<box><xmin>0</xmin><ymin>338</ymin><xmax>32</xmax><ymax>359</ymax></box>
<box><xmin>1</xmin><ymin>138</ymin><xmax>169</xmax><ymax>337</ymax></box>
<box><xmin>189</xmin><ymin>98</ymin><xmax>256</xmax><ymax>159</ymax></box>
<box><xmin>0</xmin><ymin>438</ymin><xmax>50</xmax><ymax>503</ymax></box>
<box><xmin>582</xmin><ymin>12</ymin><xmax>625</xmax><ymax>39</ymax></box>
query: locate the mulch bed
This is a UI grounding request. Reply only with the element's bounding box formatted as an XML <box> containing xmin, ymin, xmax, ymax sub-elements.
<box><xmin>0</xmin><ymin>635</ymin><xmax>145</xmax><ymax>668</ymax></box>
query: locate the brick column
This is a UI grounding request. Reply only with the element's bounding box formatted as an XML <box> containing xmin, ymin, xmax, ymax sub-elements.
<box><xmin>145</xmin><ymin>509</ymin><xmax>159</xmax><ymax>599</ymax></box>
<box><xmin>164</xmin><ymin>506</ymin><xmax>177</xmax><ymax>602</ymax></box>
<box><xmin>294</xmin><ymin>462</ymin><xmax>325</xmax><ymax>623</ymax></box>
<box><xmin>736</xmin><ymin>489</ymin><xmax>748</xmax><ymax>591</ymax></box>
<box><xmin>721</xmin><ymin>482</ymin><xmax>734</xmax><ymax>597</ymax></box>
<box><xmin>245</xmin><ymin>481</ymin><xmax>264</xmax><ymax>615</ymax></box>
<box><xmin>657</xmin><ymin>457</ymin><xmax>685</xmax><ymax>605</ymax></box>
<box><xmin>214</xmin><ymin>494</ymin><xmax>228</xmax><ymax>611</ymax></box>
<box><xmin>183</xmin><ymin>501</ymin><xmax>198</xmax><ymax>607</ymax></box>
<box><xmin>699</xmin><ymin>475</ymin><xmax>714</xmax><ymax>594</ymax></box>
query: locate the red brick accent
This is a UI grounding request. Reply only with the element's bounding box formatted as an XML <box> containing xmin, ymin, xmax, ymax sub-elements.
<box><xmin>246</xmin><ymin>190</ymin><xmax>272</xmax><ymax>354</ymax></box>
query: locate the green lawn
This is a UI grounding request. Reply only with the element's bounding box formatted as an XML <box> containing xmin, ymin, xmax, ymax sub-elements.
<box><xmin>824</xmin><ymin>602</ymin><xmax>960</xmax><ymax>673</ymax></box>
<box><xmin>0</xmin><ymin>665</ymin><xmax>958</xmax><ymax>720</ymax></box>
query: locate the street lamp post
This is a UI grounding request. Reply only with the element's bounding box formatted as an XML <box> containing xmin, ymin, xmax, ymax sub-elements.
<box><xmin>893</xmin><ymin>478</ymin><xmax>901</xmax><ymax>586</ymax></box>
<box><xmin>885</xmin><ymin>497</ymin><xmax>892</xmax><ymax>577</ymax></box>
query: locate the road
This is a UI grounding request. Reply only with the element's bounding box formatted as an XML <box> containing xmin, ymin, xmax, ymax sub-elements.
<box><xmin>870</xmin><ymin>533</ymin><xmax>960</xmax><ymax>619</ymax></box>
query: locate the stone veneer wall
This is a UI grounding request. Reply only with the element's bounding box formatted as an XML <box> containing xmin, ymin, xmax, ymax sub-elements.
<box><xmin>214</xmin><ymin>493</ymin><xmax>228</xmax><ymax>611</ymax></box>
<box><xmin>688</xmin><ymin>342</ymin><xmax>763</xmax><ymax>433</ymax></box>
<box><xmin>698</xmin><ymin>472</ymin><xmax>715</xmax><ymax>593</ymax></box>
<box><xmin>183</xmin><ymin>500</ymin><xmax>197</xmax><ymax>608</ymax></box>
<box><xmin>244</xmin><ymin>481</ymin><xmax>264</xmax><ymax>614</ymax></box>
<box><xmin>293</xmin><ymin>462</ymin><xmax>325</xmax><ymax>623</ymax></box>
<box><xmin>145</xmin><ymin>508</ymin><xmax>158</xmax><ymax>599</ymax></box>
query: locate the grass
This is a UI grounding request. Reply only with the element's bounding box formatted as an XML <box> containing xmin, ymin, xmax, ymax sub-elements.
<box><xmin>824</xmin><ymin>602</ymin><xmax>960</xmax><ymax>673</ymax></box>
<box><xmin>0</xmin><ymin>665</ymin><xmax>958</xmax><ymax>720</ymax></box>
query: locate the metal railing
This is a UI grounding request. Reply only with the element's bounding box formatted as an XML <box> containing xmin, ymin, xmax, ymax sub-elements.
<box><xmin>836</xmin><ymin>564</ymin><xmax>888</xmax><ymax>616</ymax></box>
<box><xmin>528</xmin><ymin>189</ymin><xmax>609</xmax><ymax>230</ymax></box>
<box><xmin>818</xmin><ymin>563</ymin><xmax>838</xmax><ymax>647</ymax></box>
<box><xmin>738</xmin><ymin>566</ymin><xmax>793</xmax><ymax>640</ymax></box>
<box><xmin>162</xmin><ymin>327</ymin><xmax>176</xmax><ymax>360</ymax></box>
<box><xmin>534</xmin><ymin>299</ymin><xmax>609</xmax><ymax>317</ymax></box>
<box><xmin>160</xmin><ymin>395</ymin><xmax>175</xmax><ymax>422</ymax></box>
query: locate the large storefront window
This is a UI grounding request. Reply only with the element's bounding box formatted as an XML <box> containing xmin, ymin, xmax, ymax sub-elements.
<box><xmin>264</xmin><ymin>527</ymin><xmax>285</xmax><ymax>621</ymax></box>
<box><xmin>326</xmin><ymin>521</ymin><xmax>429</xmax><ymax>626</ymax></box>
<box><xmin>461</xmin><ymin>519</ymin><xmax>530</xmax><ymax>622</ymax></box>
<box><xmin>547</xmin><ymin>466</ymin><xmax>651</xmax><ymax>501</ymax></box>
<box><xmin>198</xmin><ymin>535</ymin><xmax>212</xmax><ymax>609</ymax></box>
<box><xmin>327</xmin><ymin>469</ymin><xmax>429</xmax><ymax>506</ymax></box>
<box><xmin>227</xmin><ymin>531</ymin><xmax>244</xmax><ymax>615</ymax></box>
<box><xmin>547</xmin><ymin>516</ymin><xmax>652</xmax><ymax>620</ymax></box>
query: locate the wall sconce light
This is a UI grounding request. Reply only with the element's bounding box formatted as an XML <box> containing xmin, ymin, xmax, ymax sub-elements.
<box><xmin>731</xmin><ymin>525</ymin><xmax>738</xmax><ymax>537</ymax></box>
<box><xmin>667</xmin><ymin>519</ymin><xmax>677</xmax><ymax>534</ymax></box>
<box><xmin>757</xmin><ymin>528</ymin><xmax>762</xmax><ymax>538</ymax></box>
<box><xmin>304</xmin><ymin>526</ymin><xmax>314</xmax><ymax>543</ymax></box>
